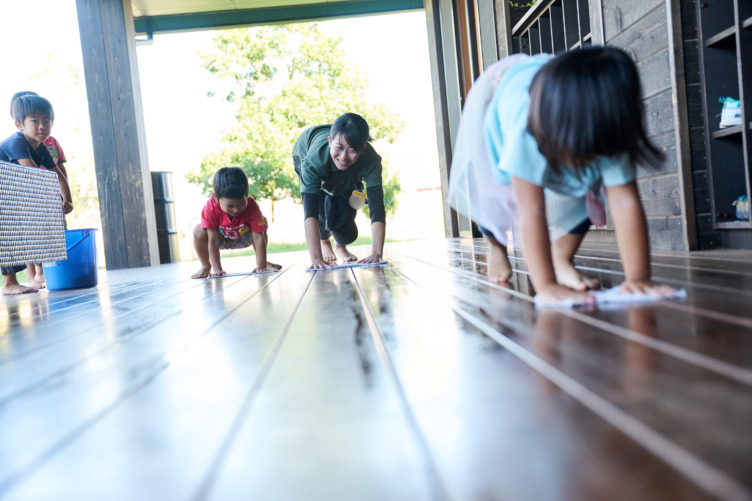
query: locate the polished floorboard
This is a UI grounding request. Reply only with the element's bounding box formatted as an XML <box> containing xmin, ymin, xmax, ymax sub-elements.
<box><xmin>1</xmin><ymin>238</ymin><xmax>751</xmax><ymax>501</ymax></box>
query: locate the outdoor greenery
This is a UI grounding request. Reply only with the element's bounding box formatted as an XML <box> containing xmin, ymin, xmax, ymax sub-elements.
<box><xmin>208</xmin><ymin>235</ymin><xmax>403</xmax><ymax>260</ymax></box>
<box><xmin>188</xmin><ymin>23</ymin><xmax>404</xmax><ymax>219</ymax></box>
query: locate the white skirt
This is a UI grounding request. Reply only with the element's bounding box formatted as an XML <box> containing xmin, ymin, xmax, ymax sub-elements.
<box><xmin>448</xmin><ymin>55</ymin><xmax>602</xmax><ymax>245</ymax></box>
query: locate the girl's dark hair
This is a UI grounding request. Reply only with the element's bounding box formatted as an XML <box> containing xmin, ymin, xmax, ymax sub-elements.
<box><xmin>330</xmin><ymin>112</ymin><xmax>372</xmax><ymax>152</ymax></box>
<box><xmin>10</xmin><ymin>91</ymin><xmax>38</xmax><ymax>117</ymax></box>
<box><xmin>213</xmin><ymin>167</ymin><xmax>249</xmax><ymax>199</ymax></box>
<box><xmin>12</xmin><ymin>94</ymin><xmax>54</xmax><ymax>123</ymax></box>
<box><xmin>528</xmin><ymin>47</ymin><xmax>664</xmax><ymax>173</ymax></box>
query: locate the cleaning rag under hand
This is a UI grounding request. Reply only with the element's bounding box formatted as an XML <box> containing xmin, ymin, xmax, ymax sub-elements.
<box><xmin>534</xmin><ymin>286</ymin><xmax>687</xmax><ymax>308</ymax></box>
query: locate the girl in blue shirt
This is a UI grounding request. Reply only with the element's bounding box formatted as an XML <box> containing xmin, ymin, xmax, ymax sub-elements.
<box><xmin>450</xmin><ymin>47</ymin><xmax>675</xmax><ymax>305</ymax></box>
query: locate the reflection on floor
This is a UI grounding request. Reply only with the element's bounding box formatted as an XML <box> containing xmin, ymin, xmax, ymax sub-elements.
<box><xmin>0</xmin><ymin>238</ymin><xmax>751</xmax><ymax>500</ymax></box>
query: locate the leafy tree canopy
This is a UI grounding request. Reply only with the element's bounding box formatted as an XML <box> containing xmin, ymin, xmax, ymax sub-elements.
<box><xmin>188</xmin><ymin>23</ymin><xmax>404</xmax><ymax>216</ymax></box>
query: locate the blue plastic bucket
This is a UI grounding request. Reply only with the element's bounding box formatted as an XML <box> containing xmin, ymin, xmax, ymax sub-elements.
<box><xmin>43</xmin><ymin>228</ymin><xmax>99</xmax><ymax>290</ymax></box>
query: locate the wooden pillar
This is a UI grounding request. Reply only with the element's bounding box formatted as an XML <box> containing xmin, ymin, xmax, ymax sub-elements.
<box><xmin>478</xmin><ymin>0</ymin><xmax>499</xmax><ymax>69</ymax></box>
<box><xmin>494</xmin><ymin>0</ymin><xmax>513</xmax><ymax>58</ymax></box>
<box><xmin>76</xmin><ymin>0</ymin><xmax>159</xmax><ymax>269</ymax></box>
<box><xmin>666</xmin><ymin>0</ymin><xmax>698</xmax><ymax>249</ymax></box>
<box><xmin>425</xmin><ymin>0</ymin><xmax>461</xmax><ymax>238</ymax></box>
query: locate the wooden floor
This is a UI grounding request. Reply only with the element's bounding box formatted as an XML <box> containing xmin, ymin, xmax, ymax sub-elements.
<box><xmin>1</xmin><ymin>238</ymin><xmax>751</xmax><ymax>501</ymax></box>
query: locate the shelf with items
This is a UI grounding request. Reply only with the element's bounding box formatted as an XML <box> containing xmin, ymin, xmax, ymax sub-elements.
<box><xmin>696</xmin><ymin>0</ymin><xmax>752</xmax><ymax>232</ymax></box>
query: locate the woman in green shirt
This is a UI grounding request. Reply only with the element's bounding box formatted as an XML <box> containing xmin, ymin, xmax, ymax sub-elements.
<box><xmin>293</xmin><ymin>113</ymin><xmax>386</xmax><ymax>269</ymax></box>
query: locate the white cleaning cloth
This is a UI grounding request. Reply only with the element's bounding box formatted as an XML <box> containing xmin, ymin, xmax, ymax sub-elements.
<box><xmin>207</xmin><ymin>269</ymin><xmax>281</xmax><ymax>279</ymax></box>
<box><xmin>534</xmin><ymin>286</ymin><xmax>687</xmax><ymax>308</ymax></box>
<box><xmin>307</xmin><ymin>260</ymin><xmax>388</xmax><ymax>271</ymax></box>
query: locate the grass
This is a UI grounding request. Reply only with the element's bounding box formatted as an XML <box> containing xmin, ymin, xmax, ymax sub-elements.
<box><xmin>208</xmin><ymin>236</ymin><xmax>403</xmax><ymax>260</ymax></box>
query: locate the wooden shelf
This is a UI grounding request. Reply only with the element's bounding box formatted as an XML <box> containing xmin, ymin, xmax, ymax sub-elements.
<box><xmin>712</xmin><ymin>125</ymin><xmax>744</xmax><ymax>139</ymax></box>
<box><xmin>716</xmin><ymin>220</ymin><xmax>752</xmax><ymax>230</ymax></box>
<box><xmin>706</xmin><ymin>26</ymin><xmax>736</xmax><ymax>46</ymax></box>
<box><xmin>744</xmin><ymin>16</ymin><xmax>752</xmax><ymax>29</ymax></box>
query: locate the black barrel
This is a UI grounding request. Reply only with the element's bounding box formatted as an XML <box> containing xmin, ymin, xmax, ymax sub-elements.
<box><xmin>151</xmin><ymin>171</ymin><xmax>181</xmax><ymax>264</ymax></box>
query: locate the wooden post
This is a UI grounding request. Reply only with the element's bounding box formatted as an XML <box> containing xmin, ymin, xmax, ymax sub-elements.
<box><xmin>478</xmin><ymin>0</ymin><xmax>499</xmax><ymax>69</ymax></box>
<box><xmin>76</xmin><ymin>0</ymin><xmax>159</xmax><ymax>269</ymax></box>
<box><xmin>495</xmin><ymin>0</ymin><xmax>513</xmax><ymax>58</ymax></box>
<box><xmin>666</xmin><ymin>0</ymin><xmax>698</xmax><ymax>249</ymax></box>
<box><xmin>425</xmin><ymin>0</ymin><xmax>460</xmax><ymax>238</ymax></box>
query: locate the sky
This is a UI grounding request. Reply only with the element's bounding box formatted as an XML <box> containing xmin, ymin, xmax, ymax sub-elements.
<box><xmin>0</xmin><ymin>1</ymin><xmax>444</xmax><ymax>259</ymax></box>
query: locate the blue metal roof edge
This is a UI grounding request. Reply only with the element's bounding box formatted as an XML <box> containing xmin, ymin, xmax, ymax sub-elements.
<box><xmin>134</xmin><ymin>0</ymin><xmax>425</xmax><ymax>34</ymax></box>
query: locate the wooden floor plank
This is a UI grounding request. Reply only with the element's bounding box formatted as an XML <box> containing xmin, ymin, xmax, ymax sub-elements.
<box><xmin>350</xmin><ymin>260</ymin><xmax>714</xmax><ymax>500</ymax></box>
<box><xmin>1</xmin><ymin>242</ymin><xmax>751</xmax><ymax>500</ymax></box>
<box><xmin>404</xmin><ymin>241</ymin><xmax>752</xmax><ymax>365</ymax></box>
<box><xmin>202</xmin><ymin>267</ymin><xmax>439</xmax><ymax>501</ymax></box>
<box><xmin>0</xmin><ymin>259</ymin><xmax>300</xmax><ymax>499</ymax></box>
<box><xmin>385</xmin><ymin>247</ymin><xmax>752</xmax><ymax>498</ymax></box>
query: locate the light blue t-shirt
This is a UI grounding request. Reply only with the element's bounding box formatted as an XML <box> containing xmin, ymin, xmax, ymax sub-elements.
<box><xmin>483</xmin><ymin>54</ymin><xmax>634</xmax><ymax>198</ymax></box>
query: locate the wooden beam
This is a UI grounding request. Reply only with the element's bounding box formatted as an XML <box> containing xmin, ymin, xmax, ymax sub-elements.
<box><xmin>425</xmin><ymin>0</ymin><xmax>460</xmax><ymax>237</ymax></box>
<box><xmin>134</xmin><ymin>0</ymin><xmax>424</xmax><ymax>34</ymax></box>
<box><xmin>666</xmin><ymin>0</ymin><xmax>698</xmax><ymax>249</ymax></box>
<box><xmin>76</xmin><ymin>0</ymin><xmax>160</xmax><ymax>269</ymax></box>
<box><xmin>477</xmin><ymin>0</ymin><xmax>499</xmax><ymax>69</ymax></box>
<box><xmin>494</xmin><ymin>0</ymin><xmax>513</xmax><ymax>58</ymax></box>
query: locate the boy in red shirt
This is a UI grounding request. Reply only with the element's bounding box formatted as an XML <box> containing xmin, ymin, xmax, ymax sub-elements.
<box><xmin>191</xmin><ymin>167</ymin><xmax>281</xmax><ymax>278</ymax></box>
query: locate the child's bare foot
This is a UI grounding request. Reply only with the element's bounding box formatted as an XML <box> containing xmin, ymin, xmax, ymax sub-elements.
<box><xmin>334</xmin><ymin>243</ymin><xmax>357</xmax><ymax>263</ymax></box>
<box><xmin>27</xmin><ymin>279</ymin><xmax>46</xmax><ymax>289</ymax></box>
<box><xmin>321</xmin><ymin>239</ymin><xmax>337</xmax><ymax>262</ymax></box>
<box><xmin>553</xmin><ymin>260</ymin><xmax>599</xmax><ymax>291</ymax></box>
<box><xmin>486</xmin><ymin>237</ymin><xmax>512</xmax><ymax>284</ymax></box>
<box><xmin>267</xmin><ymin>261</ymin><xmax>283</xmax><ymax>270</ymax></box>
<box><xmin>27</xmin><ymin>274</ymin><xmax>46</xmax><ymax>289</ymax></box>
<box><xmin>191</xmin><ymin>266</ymin><xmax>211</xmax><ymax>279</ymax></box>
<box><xmin>3</xmin><ymin>282</ymin><xmax>40</xmax><ymax>295</ymax></box>
<box><xmin>26</xmin><ymin>265</ymin><xmax>46</xmax><ymax>289</ymax></box>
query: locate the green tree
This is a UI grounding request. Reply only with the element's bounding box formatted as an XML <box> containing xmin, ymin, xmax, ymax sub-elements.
<box><xmin>188</xmin><ymin>23</ymin><xmax>403</xmax><ymax>218</ymax></box>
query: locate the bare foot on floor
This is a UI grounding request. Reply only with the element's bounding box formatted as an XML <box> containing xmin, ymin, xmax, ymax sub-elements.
<box><xmin>334</xmin><ymin>243</ymin><xmax>357</xmax><ymax>263</ymax></box>
<box><xmin>191</xmin><ymin>266</ymin><xmax>211</xmax><ymax>279</ymax></box>
<box><xmin>267</xmin><ymin>261</ymin><xmax>283</xmax><ymax>270</ymax></box>
<box><xmin>321</xmin><ymin>240</ymin><xmax>337</xmax><ymax>262</ymax></box>
<box><xmin>3</xmin><ymin>283</ymin><xmax>40</xmax><ymax>295</ymax></box>
<box><xmin>553</xmin><ymin>260</ymin><xmax>599</xmax><ymax>291</ymax></box>
<box><xmin>486</xmin><ymin>236</ymin><xmax>512</xmax><ymax>284</ymax></box>
<box><xmin>27</xmin><ymin>278</ymin><xmax>46</xmax><ymax>289</ymax></box>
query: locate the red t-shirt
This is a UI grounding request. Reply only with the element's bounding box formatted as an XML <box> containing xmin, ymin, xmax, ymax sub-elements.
<box><xmin>43</xmin><ymin>136</ymin><xmax>66</xmax><ymax>166</ymax></box>
<box><xmin>200</xmin><ymin>196</ymin><xmax>268</xmax><ymax>239</ymax></box>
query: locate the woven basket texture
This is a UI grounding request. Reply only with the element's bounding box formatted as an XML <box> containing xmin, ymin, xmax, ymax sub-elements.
<box><xmin>0</xmin><ymin>160</ymin><xmax>66</xmax><ymax>266</ymax></box>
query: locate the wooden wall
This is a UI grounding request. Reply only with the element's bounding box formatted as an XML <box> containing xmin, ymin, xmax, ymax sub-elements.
<box><xmin>428</xmin><ymin>0</ymin><xmax>708</xmax><ymax>251</ymax></box>
<box><xmin>587</xmin><ymin>0</ymin><xmax>696</xmax><ymax>251</ymax></box>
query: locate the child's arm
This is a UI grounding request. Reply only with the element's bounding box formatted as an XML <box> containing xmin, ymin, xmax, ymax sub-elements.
<box><xmin>16</xmin><ymin>158</ymin><xmax>37</xmax><ymax>168</ymax></box>
<box><xmin>607</xmin><ymin>182</ymin><xmax>674</xmax><ymax>295</ymax></box>
<box><xmin>251</xmin><ymin>231</ymin><xmax>268</xmax><ymax>273</ymax></box>
<box><xmin>512</xmin><ymin>177</ymin><xmax>595</xmax><ymax>304</ymax></box>
<box><xmin>54</xmin><ymin>163</ymin><xmax>73</xmax><ymax>214</ymax></box>
<box><xmin>207</xmin><ymin>229</ymin><xmax>225</xmax><ymax>277</ymax></box>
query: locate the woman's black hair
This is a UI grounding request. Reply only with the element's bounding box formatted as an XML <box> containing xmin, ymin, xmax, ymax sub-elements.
<box><xmin>12</xmin><ymin>94</ymin><xmax>54</xmax><ymax>123</ymax></box>
<box><xmin>10</xmin><ymin>91</ymin><xmax>38</xmax><ymax>117</ymax></box>
<box><xmin>213</xmin><ymin>167</ymin><xmax>249</xmax><ymax>199</ymax></box>
<box><xmin>527</xmin><ymin>46</ymin><xmax>664</xmax><ymax>173</ymax></box>
<box><xmin>330</xmin><ymin>112</ymin><xmax>372</xmax><ymax>152</ymax></box>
